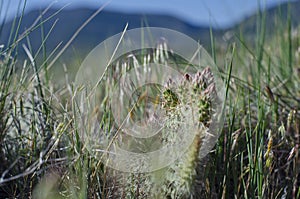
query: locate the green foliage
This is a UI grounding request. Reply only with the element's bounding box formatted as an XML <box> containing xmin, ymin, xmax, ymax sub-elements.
<box><xmin>0</xmin><ymin>2</ymin><xmax>299</xmax><ymax>199</ymax></box>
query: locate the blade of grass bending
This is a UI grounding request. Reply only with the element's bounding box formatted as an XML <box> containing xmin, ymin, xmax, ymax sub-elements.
<box><xmin>88</xmin><ymin>22</ymin><xmax>128</xmax><ymax>99</ymax></box>
<box><xmin>22</xmin><ymin>44</ymin><xmax>48</xmax><ymax>115</ymax></box>
<box><xmin>47</xmin><ymin>0</ymin><xmax>112</xmax><ymax>71</ymax></box>
<box><xmin>13</xmin><ymin>2</ymin><xmax>68</xmax><ymax>48</ymax></box>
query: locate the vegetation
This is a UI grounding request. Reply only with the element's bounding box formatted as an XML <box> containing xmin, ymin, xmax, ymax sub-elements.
<box><xmin>0</xmin><ymin>1</ymin><xmax>299</xmax><ymax>199</ymax></box>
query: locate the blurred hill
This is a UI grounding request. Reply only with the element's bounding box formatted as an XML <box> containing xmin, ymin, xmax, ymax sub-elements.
<box><xmin>0</xmin><ymin>9</ymin><xmax>216</xmax><ymax>60</ymax></box>
<box><xmin>0</xmin><ymin>1</ymin><xmax>299</xmax><ymax>65</ymax></box>
<box><xmin>234</xmin><ymin>0</ymin><xmax>300</xmax><ymax>40</ymax></box>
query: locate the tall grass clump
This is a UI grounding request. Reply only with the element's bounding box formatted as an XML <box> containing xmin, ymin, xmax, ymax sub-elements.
<box><xmin>0</xmin><ymin>3</ymin><xmax>71</xmax><ymax>198</ymax></box>
<box><xmin>73</xmin><ymin>38</ymin><xmax>222</xmax><ymax>198</ymax></box>
<box><xmin>202</xmin><ymin>4</ymin><xmax>300</xmax><ymax>199</ymax></box>
<box><xmin>0</xmin><ymin>1</ymin><xmax>299</xmax><ymax>199</ymax></box>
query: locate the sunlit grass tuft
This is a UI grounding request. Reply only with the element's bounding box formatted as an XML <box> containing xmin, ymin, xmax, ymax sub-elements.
<box><xmin>0</xmin><ymin>1</ymin><xmax>299</xmax><ymax>199</ymax></box>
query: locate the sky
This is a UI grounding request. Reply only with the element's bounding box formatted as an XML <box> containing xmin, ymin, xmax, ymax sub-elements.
<box><xmin>0</xmin><ymin>0</ymin><xmax>295</xmax><ymax>28</ymax></box>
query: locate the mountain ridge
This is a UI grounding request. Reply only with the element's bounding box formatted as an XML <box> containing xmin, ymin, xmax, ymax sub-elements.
<box><xmin>0</xmin><ymin>1</ymin><xmax>299</xmax><ymax>63</ymax></box>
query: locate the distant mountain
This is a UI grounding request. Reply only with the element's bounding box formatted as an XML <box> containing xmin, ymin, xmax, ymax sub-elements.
<box><xmin>233</xmin><ymin>0</ymin><xmax>300</xmax><ymax>40</ymax></box>
<box><xmin>0</xmin><ymin>9</ymin><xmax>218</xmax><ymax>61</ymax></box>
<box><xmin>0</xmin><ymin>1</ymin><xmax>299</xmax><ymax>64</ymax></box>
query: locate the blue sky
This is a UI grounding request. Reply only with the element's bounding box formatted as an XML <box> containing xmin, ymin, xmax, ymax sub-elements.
<box><xmin>0</xmin><ymin>0</ymin><xmax>295</xmax><ymax>28</ymax></box>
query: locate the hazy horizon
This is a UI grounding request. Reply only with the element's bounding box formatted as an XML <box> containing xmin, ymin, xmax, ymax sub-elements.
<box><xmin>0</xmin><ymin>0</ymin><xmax>295</xmax><ymax>29</ymax></box>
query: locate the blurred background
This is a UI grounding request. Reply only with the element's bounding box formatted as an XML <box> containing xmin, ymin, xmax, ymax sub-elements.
<box><xmin>1</xmin><ymin>0</ymin><xmax>295</xmax><ymax>28</ymax></box>
<box><xmin>0</xmin><ymin>0</ymin><xmax>300</xmax><ymax>90</ymax></box>
<box><xmin>0</xmin><ymin>0</ymin><xmax>300</xmax><ymax>84</ymax></box>
<box><xmin>1</xmin><ymin>0</ymin><xmax>299</xmax><ymax>73</ymax></box>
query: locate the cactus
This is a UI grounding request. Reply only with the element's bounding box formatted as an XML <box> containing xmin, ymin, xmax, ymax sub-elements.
<box><xmin>153</xmin><ymin>67</ymin><xmax>216</xmax><ymax>198</ymax></box>
<box><xmin>102</xmin><ymin>40</ymin><xmax>218</xmax><ymax>198</ymax></box>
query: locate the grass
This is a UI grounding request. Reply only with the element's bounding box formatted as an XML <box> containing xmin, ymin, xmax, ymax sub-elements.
<box><xmin>0</xmin><ymin>1</ymin><xmax>299</xmax><ymax>199</ymax></box>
